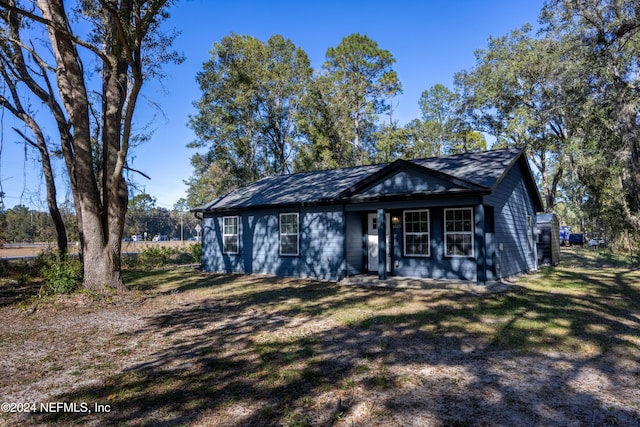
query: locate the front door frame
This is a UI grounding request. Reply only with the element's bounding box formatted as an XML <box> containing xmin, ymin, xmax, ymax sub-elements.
<box><xmin>367</xmin><ymin>212</ymin><xmax>391</xmax><ymax>276</ymax></box>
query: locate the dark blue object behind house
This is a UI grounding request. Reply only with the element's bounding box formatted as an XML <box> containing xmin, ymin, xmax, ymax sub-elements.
<box><xmin>193</xmin><ymin>148</ymin><xmax>544</xmax><ymax>285</ymax></box>
<box><xmin>536</xmin><ymin>213</ymin><xmax>560</xmax><ymax>266</ymax></box>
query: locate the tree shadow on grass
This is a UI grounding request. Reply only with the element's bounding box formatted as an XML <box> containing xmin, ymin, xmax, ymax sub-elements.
<box><xmin>29</xmin><ymin>276</ymin><xmax>378</xmax><ymax>426</ymax></box>
<box><xmin>125</xmin><ymin>270</ymin><xmax>238</xmax><ymax>294</ymax></box>
<box><xmin>26</xmin><ymin>266</ymin><xmax>640</xmax><ymax>426</ymax></box>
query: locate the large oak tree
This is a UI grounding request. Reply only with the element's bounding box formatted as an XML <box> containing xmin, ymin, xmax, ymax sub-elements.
<box><xmin>0</xmin><ymin>0</ymin><xmax>181</xmax><ymax>290</ymax></box>
<box><xmin>455</xmin><ymin>26</ymin><xmax>577</xmax><ymax>213</ymax></box>
<box><xmin>541</xmin><ymin>0</ymin><xmax>640</xmax><ymax>236</ymax></box>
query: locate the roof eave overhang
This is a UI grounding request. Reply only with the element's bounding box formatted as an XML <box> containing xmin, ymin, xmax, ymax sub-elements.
<box><xmin>198</xmin><ymin>189</ymin><xmax>492</xmax><ymax>214</ymax></box>
<box><xmin>341</xmin><ymin>189</ymin><xmax>492</xmax><ymax>205</ymax></box>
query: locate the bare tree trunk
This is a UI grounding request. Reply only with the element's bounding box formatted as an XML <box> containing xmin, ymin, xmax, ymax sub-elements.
<box><xmin>4</xmin><ymin>0</ymin><xmax>175</xmax><ymax>291</ymax></box>
<box><xmin>35</xmin><ymin>132</ymin><xmax>68</xmax><ymax>254</ymax></box>
<box><xmin>548</xmin><ymin>166</ymin><xmax>563</xmax><ymax>214</ymax></box>
<box><xmin>39</xmin><ymin>0</ymin><xmax>126</xmax><ymax>290</ymax></box>
<box><xmin>627</xmin><ymin>130</ymin><xmax>640</xmax><ymax>215</ymax></box>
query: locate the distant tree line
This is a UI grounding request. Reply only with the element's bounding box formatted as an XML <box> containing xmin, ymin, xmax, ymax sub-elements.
<box><xmin>0</xmin><ymin>196</ymin><xmax>199</xmax><ymax>245</ymax></box>
<box><xmin>124</xmin><ymin>194</ymin><xmax>200</xmax><ymax>241</ymax></box>
<box><xmin>187</xmin><ymin>1</ymin><xmax>640</xmax><ymax>252</ymax></box>
<box><xmin>1</xmin><ymin>204</ymin><xmax>78</xmax><ymax>244</ymax></box>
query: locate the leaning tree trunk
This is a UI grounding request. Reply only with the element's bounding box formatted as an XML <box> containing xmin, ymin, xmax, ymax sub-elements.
<box><xmin>0</xmin><ymin>9</ymin><xmax>68</xmax><ymax>255</ymax></box>
<box><xmin>22</xmin><ymin>120</ymin><xmax>68</xmax><ymax>254</ymax></box>
<box><xmin>40</xmin><ymin>138</ymin><xmax>68</xmax><ymax>254</ymax></box>
<box><xmin>4</xmin><ymin>0</ymin><xmax>174</xmax><ymax>291</ymax></box>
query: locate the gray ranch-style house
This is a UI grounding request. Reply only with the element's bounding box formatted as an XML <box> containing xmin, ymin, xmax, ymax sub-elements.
<box><xmin>193</xmin><ymin>148</ymin><xmax>544</xmax><ymax>285</ymax></box>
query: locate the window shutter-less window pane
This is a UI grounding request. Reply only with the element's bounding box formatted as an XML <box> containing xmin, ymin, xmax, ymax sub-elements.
<box><xmin>404</xmin><ymin>210</ymin><xmax>430</xmax><ymax>257</ymax></box>
<box><xmin>280</xmin><ymin>213</ymin><xmax>299</xmax><ymax>256</ymax></box>
<box><xmin>444</xmin><ymin>208</ymin><xmax>474</xmax><ymax>257</ymax></box>
<box><xmin>223</xmin><ymin>216</ymin><xmax>239</xmax><ymax>254</ymax></box>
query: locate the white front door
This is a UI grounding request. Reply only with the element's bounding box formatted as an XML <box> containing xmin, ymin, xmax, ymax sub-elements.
<box><xmin>367</xmin><ymin>213</ymin><xmax>391</xmax><ymax>272</ymax></box>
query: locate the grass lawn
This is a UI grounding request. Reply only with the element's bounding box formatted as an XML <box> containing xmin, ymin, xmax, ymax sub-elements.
<box><xmin>1</xmin><ymin>248</ymin><xmax>639</xmax><ymax>426</ymax></box>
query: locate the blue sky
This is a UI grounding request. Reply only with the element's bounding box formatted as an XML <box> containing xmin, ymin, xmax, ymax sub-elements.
<box><xmin>0</xmin><ymin>0</ymin><xmax>544</xmax><ymax>211</ymax></box>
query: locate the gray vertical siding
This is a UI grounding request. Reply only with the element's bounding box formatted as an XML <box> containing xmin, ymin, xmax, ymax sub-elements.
<box><xmin>485</xmin><ymin>163</ymin><xmax>537</xmax><ymax>279</ymax></box>
<box><xmin>298</xmin><ymin>206</ymin><xmax>345</xmax><ymax>280</ymax></box>
<box><xmin>202</xmin><ymin>215</ymin><xmax>247</xmax><ymax>274</ymax></box>
<box><xmin>202</xmin><ymin>206</ymin><xmax>345</xmax><ymax>281</ymax></box>
<box><xmin>345</xmin><ymin>212</ymin><xmax>365</xmax><ymax>276</ymax></box>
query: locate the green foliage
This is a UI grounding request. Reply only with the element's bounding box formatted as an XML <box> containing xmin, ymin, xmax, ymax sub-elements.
<box><xmin>183</xmin><ymin>3</ymin><xmax>640</xmax><ymax>251</ymax></box>
<box><xmin>121</xmin><ymin>254</ymin><xmax>138</xmax><ymax>270</ymax></box>
<box><xmin>455</xmin><ymin>25</ymin><xmax>574</xmax><ymax>213</ymax></box>
<box><xmin>0</xmin><ymin>208</ymin><xmax>6</xmax><ymax>245</ymax></box>
<box><xmin>190</xmin><ymin>242</ymin><xmax>202</xmax><ymax>263</ymax></box>
<box><xmin>1</xmin><ymin>204</ymin><xmax>79</xmax><ymax>244</ymax></box>
<box><xmin>448</xmin><ymin>1</ymin><xmax>640</xmax><ymax>248</ymax></box>
<box><xmin>294</xmin><ymin>74</ymin><xmax>354</xmax><ymax>171</ymax></box>
<box><xmin>419</xmin><ymin>84</ymin><xmax>459</xmax><ymax>156</ymax></box>
<box><xmin>39</xmin><ymin>252</ymin><xmax>82</xmax><ymax>295</ymax></box>
<box><xmin>124</xmin><ymin>244</ymin><xmax>202</xmax><ymax>271</ymax></box>
<box><xmin>541</xmin><ymin>0</ymin><xmax>640</xmax><ymax>240</ymax></box>
<box><xmin>401</xmin><ymin>119</ymin><xmax>440</xmax><ymax>159</ymax></box>
<box><xmin>187</xmin><ymin>33</ymin><xmax>312</xmax><ymax>202</ymax></box>
<box><xmin>373</xmin><ymin>123</ymin><xmax>407</xmax><ymax>163</ymax></box>
<box><xmin>448</xmin><ymin>130</ymin><xmax>487</xmax><ymax>154</ymax></box>
<box><xmin>124</xmin><ymin>193</ymin><xmax>176</xmax><ymax>239</ymax></box>
<box><xmin>320</xmin><ymin>33</ymin><xmax>401</xmax><ymax>166</ymax></box>
<box><xmin>0</xmin><ymin>259</ymin><xmax>8</xmax><ymax>277</ymax></box>
<box><xmin>183</xmin><ymin>159</ymin><xmax>236</xmax><ymax>209</ymax></box>
<box><xmin>138</xmin><ymin>246</ymin><xmax>175</xmax><ymax>268</ymax></box>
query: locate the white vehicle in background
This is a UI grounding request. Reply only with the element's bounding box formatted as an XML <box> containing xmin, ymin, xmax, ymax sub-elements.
<box><xmin>588</xmin><ymin>238</ymin><xmax>605</xmax><ymax>248</ymax></box>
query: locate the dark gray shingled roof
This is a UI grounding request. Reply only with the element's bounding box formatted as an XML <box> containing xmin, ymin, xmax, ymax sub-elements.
<box><xmin>412</xmin><ymin>148</ymin><xmax>523</xmax><ymax>189</ymax></box>
<box><xmin>193</xmin><ymin>148</ymin><xmax>534</xmax><ymax>212</ymax></box>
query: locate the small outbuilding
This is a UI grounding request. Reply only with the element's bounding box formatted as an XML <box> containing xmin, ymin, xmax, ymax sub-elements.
<box><xmin>193</xmin><ymin>148</ymin><xmax>544</xmax><ymax>285</ymax></box>
<box><xmin>536</xmin><ymin>213</ymin><xmax>560</xmax><ymax>266</ymax></box>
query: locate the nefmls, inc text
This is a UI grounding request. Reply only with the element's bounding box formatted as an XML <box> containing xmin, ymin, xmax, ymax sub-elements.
<box><xmin>1</xmin><ymin>401</ymin><xmax>111</xmax><ymax>414</ymax></box>
<box><xmin>39</xmin><ymin>402</ymin><xmax>111</xmax><ymax>413</ymax></box>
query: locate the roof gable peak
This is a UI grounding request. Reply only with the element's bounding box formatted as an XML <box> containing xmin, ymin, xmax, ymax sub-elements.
<box><xmin>339</xmin><ymin>158</ymin><xmax>487</xmax><ymax>200</ymax></box>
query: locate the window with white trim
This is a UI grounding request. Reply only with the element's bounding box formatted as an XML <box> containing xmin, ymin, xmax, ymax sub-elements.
<box><xmin>279</xmin><ymin>213</ymin><xmax>299</xmax><ymax>256</ymax></box>
<box><xmin>404</xmin><ymin>210</ymin><xmax>430</xmax><ymax>256</ymax></box>
<box><xmin>222</xmin><ymin>216</ymin><xmax>239</xmax><ymax>254</ymax></box>
<box><xmin>444</xmin><ymin>208</ymin><xmax>474</xmax><ymax>257</ymax></box>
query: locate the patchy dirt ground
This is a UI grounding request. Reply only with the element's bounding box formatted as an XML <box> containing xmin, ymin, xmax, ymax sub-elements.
<box><xmin>1</xmin><ymin>253</ymin><xmax>639</xmax><ymax>426</ymax></box>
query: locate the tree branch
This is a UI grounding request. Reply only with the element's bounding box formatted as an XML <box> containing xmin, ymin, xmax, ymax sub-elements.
<box><xmin>12</xmin><ymin>127</ymin><xmax>38</xmax><ymax>149</ymax></box>
<box><xmin>0</xmin><ymin>0</ymin><xmax>109</xmax><ymax>63</ymax></box>
<box><xmin>124</xmin><ymin>165</ymin><xmax>151</xmax><ymax>180</ymax></box>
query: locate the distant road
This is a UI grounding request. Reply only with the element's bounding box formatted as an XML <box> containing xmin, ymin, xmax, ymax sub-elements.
<box><xmin>0</xmin><ymin>241</ymin><xmax>196</xmax><ymax>260</ymax></box>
